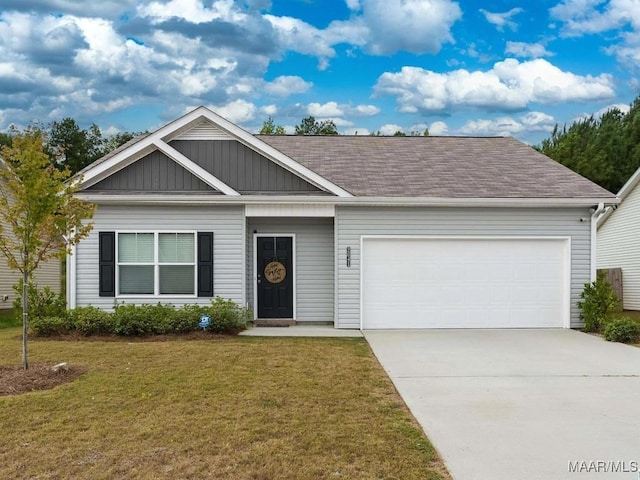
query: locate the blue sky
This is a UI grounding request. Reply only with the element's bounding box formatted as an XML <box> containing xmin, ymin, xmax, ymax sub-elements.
<box><xmin>0</xmin><ymin>0</ymin><xmax>638</xmax><ymax>144</ymax></box>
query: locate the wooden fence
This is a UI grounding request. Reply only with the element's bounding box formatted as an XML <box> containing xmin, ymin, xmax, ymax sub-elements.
<box><xmin>597</xmin><ymin>267</ymin><xmax>623</xmax><ymax>308</ymax></box>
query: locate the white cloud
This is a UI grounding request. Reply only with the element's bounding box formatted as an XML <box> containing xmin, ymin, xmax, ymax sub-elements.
<box><xmin>263</xmin><ymin>14</ymin><xmax>339</xmax><ymax>66</ymax></box>
<box><xmin>261</xmin><ymin>104</ymin><xmax>278</xmax><ymax>116</ymax></box>
<box><xmin>374</xmin><ymin>58</ymin><xmax>615</xmax><ymax>114</ymax></box>
<box><xmin>264</xmin><ymin>75</ymin><xmax>312</xmax><ymax>96</ymax></box>
<box><xmin>596</xmin><ymin>102</ymin><xmax>631</xmax><ymax>116</ymax></box>
<box><xmin>345</xmin><ymin>0</ymin><xmax>361</xmax><ymax>10</ymax></box>
<box><xmin>343</xmin><ymin>127</ymin><xmax>371</xmax><ymax>135</ymax></box>
<box><xmin>138</xmin><ymin>0</ymin><xmax>246</xmax><ymax>24</ymax></box>
<box><xmin>429</xmin><ymin>121</ymin><xmax>449</xmax><ymax>135</ymax></box>
<box><xmin>549</xmin><ymin>0</ymin><xmax>638</xmax><ymax>36</ymax></box>
<box><xmin>308</xmin><ymin>101</ymin><xmax>344</xmax><ymax>117</ymax></box>
<box><xmin>505</xmin><ymin>41</ymin><xmax>552</xmax><ymax>58</ymax></box>
<box><xmin>361</xmin><ymin>0</ymin><xmax>462</xmax><ymax>54</ymax></box>
<box><xmin>480</xmin><ymin>7</ymin><xmax>524</xmax><ymax>31</ymax></box>
<box><xmin>349</xmin><ymin>104</ymin><xmax>381</xmax><ymax>116</ymax></box>
<box><xmin>378</xmin><ymin>123</ymin><xmax>404</xmax><ymax>135</ymax></box>
<box><xmin>306</xmin><ymin>101</ymin><xmax>381</xmax><ymax>118</ymax></box>
<box><xmin>211</xmin><ymin>99</ymin><xmax>256</xmax><ymax>124</ymax></box>
<box><xmin>330</xmin><ymin>117</ymin><xmax>354</xmax><ymax>127</ymax></box>
<box><xmin>459</xmin><ymin>117</ymin><xmax>524</xmax><ymax>136</ymax></box>
<box><xmin>458</xmin><ymin>111</ymin><xmax>556</xmax><ymax>137</ymax></box>
<box><xmin>520</xmin><ymin>111</ymin><xmax>556</xmax><ymax>131</ymax></box>
<box><xmin>265</xmin><ymin>0</ymin><xmax>461</xmax><ymax>66</ymax></box>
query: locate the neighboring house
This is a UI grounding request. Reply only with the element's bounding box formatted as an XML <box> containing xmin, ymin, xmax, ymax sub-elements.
<box><xmin>0</xmin><ymin>173</ymin><xmax>61</xmax><ymax>309</ymax></box>
<box><xmin>69</xmin><ymin>106</ymin><xmax>617</xmax><ymax>329</ymax></box>
<box><xmin>597</xmin><ymin>166</ymin><xmax>640</xmax><ymax>310</ymax></box>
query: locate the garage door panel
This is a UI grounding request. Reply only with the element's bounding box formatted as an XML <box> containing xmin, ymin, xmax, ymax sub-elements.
<box><xmin>362</xmin><ymin>238</ymin><xmax>568</xmax><ymax>329</ymax></box>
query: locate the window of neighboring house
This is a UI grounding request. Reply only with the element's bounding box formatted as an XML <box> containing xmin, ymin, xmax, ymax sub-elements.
<box><xmin>117</xmin><ymin>232</ymin><xmax>196</xmax><ymax>296</ymax></box>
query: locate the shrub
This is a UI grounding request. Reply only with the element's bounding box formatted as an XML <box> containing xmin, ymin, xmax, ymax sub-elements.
<box><xmin>112</xmin><ymin>304</ymin><xmax>159</xmax><ymax>336</ymax></box>
<box><xmin>30</xmin><ymin>316</ymin><xmax>74</xmax><ymax>336</ymax></box>
<box><xmin>13</xmin><ymin>281</ymin><xmax>67</xmax><ymax>319</ymax></box>
<box><xmin>31</xmin><ymin>299</ymin><xmax>249</xmax><ymax>337</ymax></box>
<box><xmin>603</xmin><ymin>317</ymin><xmax>640</xmax><ymax>343</ymax></box>
<box><xmin>173</xmin><ymin>304</ymin><xmax>205</xmax><ymax>333</ymax></box>
<box><xmin>578</xmin><ymin>272</ymin><xmax>620</xmax><ymax>332</ymax></box>
<box><xmin>69</xmin><ymin>306</ymin><xmax>113</xmax><ymax>336</ymax></box>
<box><xmin>203</xmin><ymin>297</ymin><xmax>250</xmax><ymax>334</ymax></box>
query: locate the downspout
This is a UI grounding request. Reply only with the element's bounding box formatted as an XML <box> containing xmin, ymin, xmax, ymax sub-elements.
<box><xmin>590</xmin><ymin>202</ymin><xmax>605</xmax><ymax>282</ymax></box>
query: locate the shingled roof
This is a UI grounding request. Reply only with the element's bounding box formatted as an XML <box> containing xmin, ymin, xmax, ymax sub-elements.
<box><xmin>258</xmin><ymin>135</ymin><xmax>615</xmax><ymax>199</ymax></box>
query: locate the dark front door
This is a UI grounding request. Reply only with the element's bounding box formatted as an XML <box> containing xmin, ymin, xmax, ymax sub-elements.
<box><xmin>257</xmin><ymin>236</ymin><xmax>294</xmax><ymax>318</ymax></box>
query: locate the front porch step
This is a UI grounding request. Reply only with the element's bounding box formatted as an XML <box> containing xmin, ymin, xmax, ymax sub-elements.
<box><xmin>253</xmin><ymin>319</ymin><xmax>297</xmax><ymax>327</ymax></box>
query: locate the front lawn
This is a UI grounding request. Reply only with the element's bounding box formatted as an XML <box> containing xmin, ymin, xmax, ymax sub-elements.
<box><xmin>0</xmin><ymin>329</ymin><xmax>449</xmax><ymax>479</ymax></box>
<box><xmin>0</xmin><ymin>309</ymin><xmax>19</xmax><ymax>329</ymax></box>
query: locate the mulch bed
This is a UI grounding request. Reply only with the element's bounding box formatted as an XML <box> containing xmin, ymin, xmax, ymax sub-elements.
<box><xmin>0</xmin><ymin>364</ymin><xmax>87</xmax><ymax>397</ymax></box>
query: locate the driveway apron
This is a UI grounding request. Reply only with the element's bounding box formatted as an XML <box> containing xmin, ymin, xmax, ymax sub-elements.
<box><xmin>364</xmin><ymin>329</ymin><xmax>640</xmax><ymax>480</ymax></box>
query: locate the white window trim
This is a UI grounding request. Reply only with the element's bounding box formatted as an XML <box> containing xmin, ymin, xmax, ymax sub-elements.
<box><xmin>116</xmin><ymin>230</ymin><xmax>198</xmax><ymax>298</ymax></box>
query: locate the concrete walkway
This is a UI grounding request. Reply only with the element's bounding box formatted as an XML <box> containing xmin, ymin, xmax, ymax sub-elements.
<box><xmin>364</xmin><ymin>329</ymin><xmax>640</xmax><ymax>480</ymax></box>
<box><xmin>240</xmin><ymin>324</ymin><xmax>362</xmax><ymax>337</ymax></box>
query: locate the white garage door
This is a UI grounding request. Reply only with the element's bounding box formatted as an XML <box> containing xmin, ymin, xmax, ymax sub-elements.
<box><xmin>361</xmin><ymin>237</ymin><xmax>569</xmax><ymax>329</ymax></box>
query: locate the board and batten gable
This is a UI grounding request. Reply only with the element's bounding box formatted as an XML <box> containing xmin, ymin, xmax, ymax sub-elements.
<box><xmin>246</xmin><ymin>218</ymin><xmax>334</xmax><ymax>322</ymax></box>
<box><xmin>87</xmin><ymin>150</ymin><xmax>216</xmax><ymax>192</ymax></box>
<box><xmin>169</xmin><ymin>140</ymin><xmax>325</xmax><ymax>194</ymax></box>
<box><xmin>598</xmin><ymin>181</ymin><xmax>640</xmax><ymax>310</ymax></box>
<box><xmin>74</xmin><ymin>205</ymin><xmax>245</xmax><ymax>310</ymax></box>
<box><xmin>335</xmin><ymin>206</ymin><xmax>592</xmax><ymax>329</ymax></box>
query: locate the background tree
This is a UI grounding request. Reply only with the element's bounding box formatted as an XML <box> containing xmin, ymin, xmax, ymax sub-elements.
<box><xmin>46</xmin><ymin>118</ymin><xmax>140</xmax><ymax>174</ymax></box>
<box><xmin>295</xmin><ymin>116</ymin><xmax>338</xmax><ymax>135</ymax></box>
<box><xmin>0</xmin><ymin>128</ymin><xmax>95</xmax><ymax>369</ymax></box>
<box><xmin>48</xmin><ymin>118</ymin><xmax>101</xmax><ymax>174</ymax></box>
<box><xmin>259</xmin><ymin>117</ymin><xmax>286</xmax><ymax>135</ymax></box>
<box><xmin>538</xmin><ymin>97</ymin><xmax>640</xmax><ymax>193</ymax></box>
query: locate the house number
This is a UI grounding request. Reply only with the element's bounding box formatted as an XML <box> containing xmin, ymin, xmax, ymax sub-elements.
<box><xmin>264</xmin><ymin>261</ymin><xmax>286</xmax><ymax>283</ymax></box>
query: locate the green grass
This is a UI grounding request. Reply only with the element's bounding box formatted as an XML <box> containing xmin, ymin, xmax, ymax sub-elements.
<box><xmin>0</xmin><ymin>309</ymin><xmax>19</xmax><ymax>329</ymax></box>
<box><xmin>0</xmin><ymin>329</ymin><xmax>450</xmax><ymax>480</ymax></box>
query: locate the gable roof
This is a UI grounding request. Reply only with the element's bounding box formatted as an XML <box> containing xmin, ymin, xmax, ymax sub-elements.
<box><xmin>77</xmin><ymin>107</ymin><xmax>352</xmax><ymax>198</ymax></box>
<box><xmin>258</xmin><ymin>135</ymin><xmax>616</xmax><ymax>199</ymax></box>
<box><xmin>76</xmin><ymin>106</ymin><xmax>617</xmax><ymax>206</ymax></box>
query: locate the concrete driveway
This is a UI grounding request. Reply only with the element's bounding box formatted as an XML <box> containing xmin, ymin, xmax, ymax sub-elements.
<box><xmin>364</xmin><ymin>329</ymin><xmax>640</xmax><ymax>480</ymax></box>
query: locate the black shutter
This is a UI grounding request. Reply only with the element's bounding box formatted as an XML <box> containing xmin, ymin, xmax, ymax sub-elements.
<box><xmin>197</xmin><ymin>232</ymin><xmax>214</xmax><ymax>297</ymax></box>
<box><xmin>99</xmin><ymin>232</ymin><xmax>115</xmax><ymax>297</ymax></box>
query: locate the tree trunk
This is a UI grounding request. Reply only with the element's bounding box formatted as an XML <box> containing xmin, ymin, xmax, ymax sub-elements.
<box><xmin>22</xmin><ymin>271</ymin><xmax>28</xmax><ymax>370</ymax></box>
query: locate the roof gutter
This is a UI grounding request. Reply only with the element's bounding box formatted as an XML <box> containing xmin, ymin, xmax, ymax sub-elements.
<box><xmin>75</xmin><ymin>193</ymin><xmax>620</xmax><ymax>208</ymax></box>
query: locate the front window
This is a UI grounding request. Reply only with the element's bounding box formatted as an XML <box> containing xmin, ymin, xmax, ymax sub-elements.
<box><xmin>117</xmin><ymin>232</ymin><xmax>196</xmax><ymax>296</ymax></box>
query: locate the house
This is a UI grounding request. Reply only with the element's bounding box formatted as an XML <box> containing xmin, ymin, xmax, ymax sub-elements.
<box><xmin>597</xmin><ymin>166</ymin><xmax>640</xmax><ymax>310</ymax></box>
<box><xmin>0</xmin><ymin>170</ymin><xmax>62</xmax><ymax>309</ymax></box>
<box><xmin>69</xmin><ymin>106</ymin><xmax>617</xmax><ymax>329</ymax></box>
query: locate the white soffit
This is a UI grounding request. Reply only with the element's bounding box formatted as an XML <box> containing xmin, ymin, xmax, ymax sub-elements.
<box><xmin>245</xmin><ymin>204</ymin><xmax>335</xmax><ymax>217</ymax></box>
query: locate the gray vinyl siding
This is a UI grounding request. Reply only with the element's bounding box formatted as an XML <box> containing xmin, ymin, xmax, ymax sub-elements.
<box><xmin>170</xmin><ymin>140</ymin><xmax>324</xmax><ymax>194</ymax></box>
<box><xmin>0</xmin><ymin>261</ymin><xmax>61</xmax><ymax>309</ymax></box>
<box><xmin>75</xmin><ymin>205</ymin><xmax>244</xmax><ymax>310</ymax></box>
<box><xmin>246</xmin><ymin>218</ymin><xmax>334</xmax><ymax>322</ymax></box>
<box><xmin>598</xmin><ymin>183</ymin><xmax>640</xmax><ymax>310</ymax></box>
<box><xmin>335</xmin><ymin>207</ymin><xmax>592</xmax><ymax>329</ymax></box>
<box><xmin>88</xmin><ymin>151</ymin><xmax>215</xmax><ymax>192</ymax></box>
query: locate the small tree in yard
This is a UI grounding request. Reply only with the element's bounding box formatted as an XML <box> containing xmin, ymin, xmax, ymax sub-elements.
<box><xmin>0</xmin><ymin>128</ymin><xmax>95</xmax><ymax>369</ymax></box>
